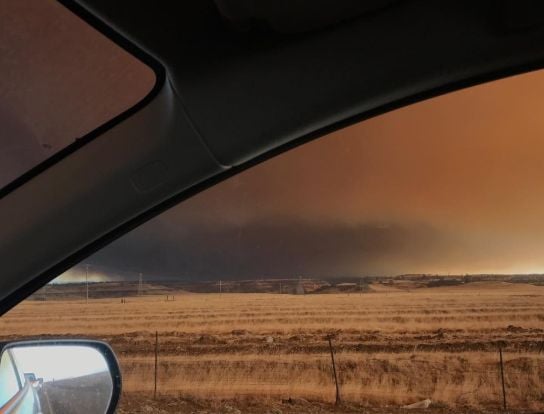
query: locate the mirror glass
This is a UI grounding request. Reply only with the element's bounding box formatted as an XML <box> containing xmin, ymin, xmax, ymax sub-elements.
<box><xmin>0</xmin><ymin>344</ymin><xmax>113</xmax><ymax>414</ymax></box>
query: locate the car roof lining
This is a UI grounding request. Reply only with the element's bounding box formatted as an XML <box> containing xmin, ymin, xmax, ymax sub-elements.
<box><xmin>213</xmin><ymin>0</ymin><xmax>400</xmax><ymax>33</ymax></box>
<box><xmin>1</xmin><ymin>0</ymin><xmax>544</xmax><ymax>313</ymax></box>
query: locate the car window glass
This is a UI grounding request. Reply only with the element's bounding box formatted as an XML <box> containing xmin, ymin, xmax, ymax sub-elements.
<box><xmin>2</xmin><ymin>70</ymin><xmax>544</xmax><ymax>413</ymax></box>
<box><xmin>0</xmin><ymin>0</ymin><xmax>155</xmax><ymax>190</ymax></box>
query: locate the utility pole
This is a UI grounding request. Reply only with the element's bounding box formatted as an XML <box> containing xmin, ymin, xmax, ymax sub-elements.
<box><xmin>219</xmin><ymin>279</ymin><xmax>222</xmax><ymax>294</ymax></box>
<box><xmin>499</xmin><ymin>345</ymin><xmax>507</xmax><ymax>411</ymax></box>
<box><xmin>154</xmin><ymin>331</ymin><xmax>159</xmax><ymax>399</ymax></box>
<box><xmin>85</xmin><ymin>264</ymin><xmax>89</xmax><ymax>304</ymax></box>
<box><xmin>138</xmin><ymin>273</ymin><xmax>143</xmax><ymax>296</ymax></box>
<box><xmin>327</xmin><ymin>336</ymin><xmax>341</xmax><ymax>405</ymax></box>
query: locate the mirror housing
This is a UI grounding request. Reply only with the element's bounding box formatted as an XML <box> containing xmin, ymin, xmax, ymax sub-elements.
<box><xmin>0</xmin><ymin>340</ymin><xmax>121</xmax><ymax>414</ymax></box>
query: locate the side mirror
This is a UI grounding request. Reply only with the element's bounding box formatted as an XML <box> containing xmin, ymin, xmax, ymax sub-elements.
<box><xmin>0</xmin><ymin>340</ymin><xmax>121</xmax><ymax>414</ymax></box>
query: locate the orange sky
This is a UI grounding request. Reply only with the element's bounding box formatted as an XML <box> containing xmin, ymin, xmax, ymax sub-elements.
<box><xmin>75</xmin><ymin>68</ymin><xmax>544</xmax><ymax>281</ymax></box>
<box><xmin>45</xmin><ymin>63</ymin><xmax>544</xmax><ymax>283</ymax></box>
<box><xmin>212</xmin><ymin>70</ymin><xmax>544</xmax><ymax>225</ymax></box>
<box><xmin>139</xmin><ymin>69</ymin><xmax>544</xmax><ymax>277</ymax></box>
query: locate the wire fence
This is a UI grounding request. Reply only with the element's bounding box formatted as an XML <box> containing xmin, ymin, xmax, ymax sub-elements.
<box><xmin>118</xmin><ymin>331</ymin><xmax>544</xmax><ymax>411</ymax></box>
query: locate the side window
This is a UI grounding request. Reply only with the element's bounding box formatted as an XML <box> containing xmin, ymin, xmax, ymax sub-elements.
<box><xmin>2</xmin><ymin>70</ymin><xmax>544</xmax><ymax>413</ymax></box>
<box><xmin>0</xmin><ymin>0</ymin><xmax>155</xmax><ymax>191</ymax></box>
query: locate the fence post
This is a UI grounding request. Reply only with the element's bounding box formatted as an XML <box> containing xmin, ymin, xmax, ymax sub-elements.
<box><xmin>154</xmin><ymin>331</ymin><xmax>159</xmax><ymax>399</ymax></box>
<box><xmin>498</xmin><ymin>345</ymin><xmax>507</xmax><ymax>411</ymax></box>
<box><xmin>327</xmin><ymin>336</ymin><xmax>341</xmax><ymax>405</ymax></box>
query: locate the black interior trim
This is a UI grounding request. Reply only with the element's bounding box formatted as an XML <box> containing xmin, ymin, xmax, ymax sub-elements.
<box><xmin>0</xmin><ymin>0</ymin><xmax>166</xmax><ymax>200</ymax></box>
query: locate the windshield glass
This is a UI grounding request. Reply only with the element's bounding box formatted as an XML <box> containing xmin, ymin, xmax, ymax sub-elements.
<box><xmin>0</xmin><ymin>0</ymin><xmax>155</xmax><ymax>190</ymax></box>
<box><xmin>2</xmin><ymin>70</ymin><xmax>544</xmax><ymax>414</ymax></box>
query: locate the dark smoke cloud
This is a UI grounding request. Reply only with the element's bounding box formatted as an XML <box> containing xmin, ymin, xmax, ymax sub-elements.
<box><xmin>86</xmin><ymin>217</ymin><xmax>457</xmax><ymax>280</ymax></box>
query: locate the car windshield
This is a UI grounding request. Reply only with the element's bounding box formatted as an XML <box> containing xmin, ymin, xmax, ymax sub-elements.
<box><xmin>2</xmin><ymin>65</ymin><xmax>544</xmax><ymax>413</ymax></box>
<box><xmin>0</xmin><ymin>0</ymin><xmax>155</xmax><ymax>191</ymax></box>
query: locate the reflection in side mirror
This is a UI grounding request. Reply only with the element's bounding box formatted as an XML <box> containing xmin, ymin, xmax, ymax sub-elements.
<box><xmin>0</xmin><ymin>340</ymin><xmax>120</xmax><ymax>414</ymax></box>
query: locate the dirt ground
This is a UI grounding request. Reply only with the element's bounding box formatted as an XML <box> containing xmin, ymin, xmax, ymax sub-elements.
<box><xmin>116</xmin><ymin>395</ymin><xmax>525</xmax><ymax>414</ymax></box>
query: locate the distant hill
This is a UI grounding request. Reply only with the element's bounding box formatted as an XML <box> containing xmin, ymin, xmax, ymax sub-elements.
<box><xmin>29</xmin><ymin>279</ymin><xmax>331</xmax><ymax>300</ymax></box>
<box><xmin>30</xmin><ymin>281</ymin><xmax>185</xmax><ymax>300</ymax></box>
<box><xmin>28</xmin><ymin>274</ymin><xmax>544</xmax><ymax>300</ymax></box>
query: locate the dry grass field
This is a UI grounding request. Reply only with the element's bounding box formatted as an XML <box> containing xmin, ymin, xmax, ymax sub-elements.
<box><xmin>1</xmin><ymin>281</ymin><xmax>543</xmax><ymax>413</ymax></box>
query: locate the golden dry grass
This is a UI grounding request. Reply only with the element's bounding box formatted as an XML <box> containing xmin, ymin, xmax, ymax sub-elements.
<box><xmin>1</xmin><ymin>282</ymin><xmax>543</xmax><ymax>411</ymax></box>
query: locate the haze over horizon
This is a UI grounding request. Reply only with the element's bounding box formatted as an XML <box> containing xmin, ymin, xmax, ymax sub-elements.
<box><xmin>57</xmin><ymin>70</ymin><xmax>544</xmax><ymax>283</ymax></box>
<box><xmin>56</xmin><ymin>265</ymin><xmax>544</xmax><ymax>284</ymax></box>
